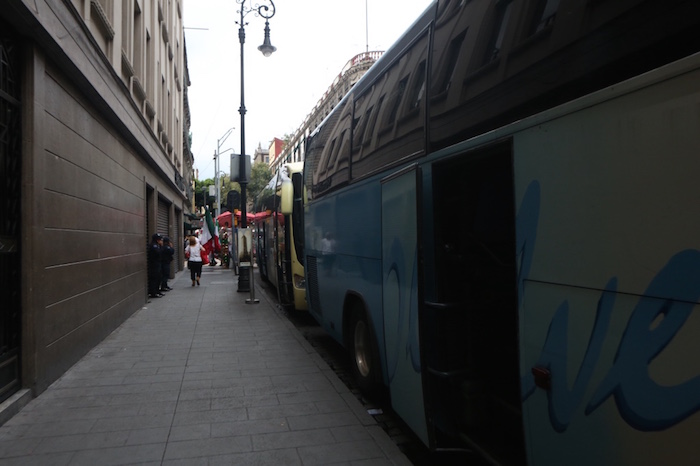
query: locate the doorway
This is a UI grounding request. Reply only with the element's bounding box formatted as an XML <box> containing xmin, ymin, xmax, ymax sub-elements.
<box><xmin>0</xmin><ymin>28</ymin><xmax>22</xmax><ymax>404</ymax></box>
<box><xmin>426</xmin><ymin>141</ymin><xmax>525</xmax><ymax>463</ymax></box>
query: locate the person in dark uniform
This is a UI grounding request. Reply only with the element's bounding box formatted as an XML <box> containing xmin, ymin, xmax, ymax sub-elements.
<box><xmin>148</xmin><ymin>233</ymin><xmax>164</xmax><ymax>298</ymax></box>
<box><xmin>160</xmin><ymin>237</ymin><xmax>175</xmax><ymax>292</ymax></box>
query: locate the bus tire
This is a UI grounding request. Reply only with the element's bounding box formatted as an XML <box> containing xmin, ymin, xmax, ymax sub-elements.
<box><xmin>348</xmin><ymin>306</ymin><xmax>379</xmax><ymax>394</ymax></box>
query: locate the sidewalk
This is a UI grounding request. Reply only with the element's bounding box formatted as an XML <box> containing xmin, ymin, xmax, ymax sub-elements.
<box><xmin>0</xmin><ymin>265</ymin><xmax>411</xmax><ymax>465</ymax></box>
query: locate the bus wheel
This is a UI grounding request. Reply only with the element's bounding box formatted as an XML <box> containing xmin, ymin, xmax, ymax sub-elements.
<box><xmin>349</xmin><ymin>307</ymin><xmax>378</xmax><ymax>394</ymax></box>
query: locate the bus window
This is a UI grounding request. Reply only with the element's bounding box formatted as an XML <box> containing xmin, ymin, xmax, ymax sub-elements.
<box><xmin>381</xmin><ymin>75</ymin><xmax>407</xmax><ymax>131</ymax></box>
<box><xmin>482</xmin><ymin>0</ymin><xmax>514</xmax><ymax>64</ymax></box>
<box><xmin>527</xmin><ymin>0</ymin><xmax>560</xmax><ymax>36</ymax></box>
<box><xmin>351</xmin><ymin>93</ymin><xmax>372</xmax><ymax>152</ymax></box>
<box><xmin>351</xmin><ymin>31</ymin><xmax>429</xmax><ymax>181</ymax></box>
<box><xmin>406</xmin><ymin>60</ymin><xmax>426</xmax><ymax>111</ymax></box>
<box><xmin>312</xmin><ymin>99</ymin><xmax>351</xmax><ymax>197</ymax></box>
<box><xmin>430</xmin><ymin>29</ymin><xmax>467</xmax><ymax>100</ymax></box>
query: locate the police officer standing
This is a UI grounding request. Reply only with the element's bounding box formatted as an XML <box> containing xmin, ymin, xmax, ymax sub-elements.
<box><xmin>160</xmin><ymin>237</ymin><xmax>174</xmax><ymax>292</ymax></box>
<box><xmin>148</xmin><ymin>233</ymin><xmax>164</xmax><ymax>298</ymax></box>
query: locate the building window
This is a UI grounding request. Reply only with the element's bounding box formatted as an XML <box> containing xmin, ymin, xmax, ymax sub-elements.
<box><xmin>134</xmin><ymin>1</ymin><xmax>144</xmax><ymax>78</ymax></box>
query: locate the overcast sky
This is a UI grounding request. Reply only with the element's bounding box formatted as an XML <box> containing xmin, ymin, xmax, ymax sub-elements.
<box><xmin>183</xmin><ymin>0</ymin><xmax>432</xmax><ymax>181</ymax></box>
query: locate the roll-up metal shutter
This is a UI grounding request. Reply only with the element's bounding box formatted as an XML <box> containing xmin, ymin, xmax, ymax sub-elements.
<box><xmin>157</xmin><ymin>197</ymin><xmax>170</xmax><ymax>237</ymax></box>
<box><xmin>157</xmin><ymin>198</ymin><xmax>171</xmax><ymax>277</ymax></box>
<box><xmin>173</xmin><ymin>210</ymin><xmax>181</xmax><ymax>272</ymax></box>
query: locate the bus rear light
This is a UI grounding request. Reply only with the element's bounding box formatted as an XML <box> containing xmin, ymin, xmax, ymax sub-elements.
<box><xmin>532</xmin><ymin>366</ymin><xmax>551</xmax><ymax>391</ymax></box>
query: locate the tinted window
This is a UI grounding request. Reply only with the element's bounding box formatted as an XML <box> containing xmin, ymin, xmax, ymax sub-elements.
<box><xmin>351</xmin><ymin>30</ymin><xmax>429</xmax><ymax>180</ymax></box>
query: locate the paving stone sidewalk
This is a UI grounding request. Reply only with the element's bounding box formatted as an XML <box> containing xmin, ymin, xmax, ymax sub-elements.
<box><xmin>0</xmin><ymin>265</ymin><xmax>411</xmax><ymax>466</ymax></box>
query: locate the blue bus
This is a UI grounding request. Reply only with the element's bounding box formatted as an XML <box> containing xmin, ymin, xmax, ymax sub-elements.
<box><xmin>298</xmin><ymin>0</ymin><xmax>700</xmax><ymax>464</ymax></box>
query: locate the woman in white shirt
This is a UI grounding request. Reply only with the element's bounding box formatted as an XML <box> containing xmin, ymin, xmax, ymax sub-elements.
<box><xmin>185</xmin><ymin>236</ymin><xmax>205</xmax><ymax>286</ymax></box>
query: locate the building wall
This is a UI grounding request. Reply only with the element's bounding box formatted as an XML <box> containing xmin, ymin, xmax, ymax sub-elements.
<box><xmin>69</xmin><ymin>0</ymin><xmax>186</xmax><ymax>174</ymax></box>
<box><xmin>253</xmin><ymin>143</ymin><xmax>269</xmax><ymax>165</ymax></box>
<box><xmin>268</xmin><ymin>137</ymin><xmax>285</xmax><ymax>164</ymax></box>
<box><xmin>2</xmin><ymin>0</ymin><xmax>189</xmax><ymax>396</ymax></box>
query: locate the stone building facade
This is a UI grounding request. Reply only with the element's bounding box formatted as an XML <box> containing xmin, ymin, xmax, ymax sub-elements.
<box><xmin>252</xmin><ymin>143</ymin><xmax>269</xmax><ymax>165</ymax></box>
<box><xmin>0</xmin><ymin>0</ymin><xmax>192</xmax><ymax>410</ymax></box>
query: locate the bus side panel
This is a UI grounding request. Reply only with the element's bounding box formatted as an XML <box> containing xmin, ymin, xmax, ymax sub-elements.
<box><xmin>304</xmin><ymin>181</ymin><xmax>384</xmax><ymax>360</ymax></box>
<box><xmin>289</xmin><ymin>220</ymin><xmax>308</xmax><ymax>311</ymax></box>
<box><xmin>514</xmin><ymin>61</ymin><xmax>700</xmax><ymax>465</ymax></box>
<box><xmin>381</xmin><ymin>167</ymin><xmax>428</xmax><ymax>445</ymax></box>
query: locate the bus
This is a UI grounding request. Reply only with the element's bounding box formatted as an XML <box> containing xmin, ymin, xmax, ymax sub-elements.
<box><xmin>255</xmin><ymin>162</ymin><xmax>307</xmax><ymax>311</ymax></box>
<box><xmin>298</xmin><ymin>0</ymin><xmax>700</xmax><ymax>464</ymax></box>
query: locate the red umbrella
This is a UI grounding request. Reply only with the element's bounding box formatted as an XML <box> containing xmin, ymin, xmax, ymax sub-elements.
<box><xmin>234</xmin><ymin>211</ymin><xmax>255</xmax><ymax>221</ymax></box>
<box><xmin>217</xmin><ymin>211</ymin><xmax>232</xmax><ymax>227</ymax></box>
<box><xmin>251</xmin><ymin>211</ymin><xmax>272</xmax><ymax>225</ymax></box>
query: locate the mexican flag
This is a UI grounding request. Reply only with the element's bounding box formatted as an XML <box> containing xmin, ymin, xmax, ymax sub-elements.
<box><xmin>200</xmin><ymin>208</ymin><xmax>220</xmax><ymax>258</ymax></box>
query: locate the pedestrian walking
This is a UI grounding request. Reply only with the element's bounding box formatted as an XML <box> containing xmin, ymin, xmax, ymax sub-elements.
<box><xmin>148</xmin><ymin>233</ymin><xmax>164</xmax><ymax>298</ymax></box>
<box><xmin>160</xmin><ymin>237</ymin><xmax>174</xmax><ymax>291</ymax></box>
<box><xmin>185</xmin><ymin>235</ymin><xmax>205</xmax><ymax>286</ymax></box>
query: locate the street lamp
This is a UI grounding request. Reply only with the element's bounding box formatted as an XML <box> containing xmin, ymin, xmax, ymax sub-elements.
<box><xmin>236</xmin><ymin>0</ymin><xmax>276</xmax><ymax>295</ymax></box>
<box><xmin>214</xmin><ymin>128</ymin><xmax>234</xmax><ymax>219</ymax></box>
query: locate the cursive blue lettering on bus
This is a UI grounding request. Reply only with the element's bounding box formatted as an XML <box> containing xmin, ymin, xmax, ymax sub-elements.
<box><xmin>524</xmin><ymin>250</ymin><xmax>700</xmax><ymax>432</ymax></box>
<box><xmin>516</xmin><ymin>181</ymin><xmax>540</xmax><ymax>312</ymax></box>
<box><xmin>585</xmin><ymin>250</ymin><xmax>700</xmax><ymax>431</ymax></box>
<box><xmin>517</xmin><ymin>180</ymin><xmax>542</xmax><ymax>400</ymax></box>
<box><xmin>524</xmin><ymin>279</ymin><xmax>617</xmax><ymax>432</ymax></box>
<box><xmin>518</xmin><ymin>181</ymin><xmax>700</xmax><ymax>432</ymax></box>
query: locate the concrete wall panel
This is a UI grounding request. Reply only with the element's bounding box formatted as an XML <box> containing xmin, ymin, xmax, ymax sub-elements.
<box><xmin>43</xmin><ymin>270</ymin><xmax>144</xmax><ymax>345</ymax></box>
<box><xmin>27</xmin><ymin>55</ymin><xmax>181</xmax><ymax>394</ymax></box>
<box><xmin>38</xmin><ymin>291</ymin><xmax>143</xmax><ymax>391</ymax></box>
<box><xmin>42</xmin><ymin>190</ymin><xmax>143</xmax><ymax>238</ymax></box>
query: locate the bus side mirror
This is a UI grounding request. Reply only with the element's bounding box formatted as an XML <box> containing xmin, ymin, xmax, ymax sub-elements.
<box><xmin>281</xmin><ymin>177</ymin><xmax>293</xmax><ymax>215</ymax></box>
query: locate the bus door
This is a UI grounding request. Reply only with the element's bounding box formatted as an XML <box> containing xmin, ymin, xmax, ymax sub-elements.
<box><xmin>426</xmin><ymin>142</ymin><xmax>525</xmax><ymax>462</ymax></box>
<box><xmin>381</xmin><ymin>165</ymin><xmax>429</xmax><ymax>445</ymax></box>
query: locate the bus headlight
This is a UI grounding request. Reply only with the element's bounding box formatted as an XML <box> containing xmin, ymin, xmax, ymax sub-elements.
<box><xmin>294</xmin><ymin>274</ymin><xmax>305</xmax><ymax>289</ymax></box>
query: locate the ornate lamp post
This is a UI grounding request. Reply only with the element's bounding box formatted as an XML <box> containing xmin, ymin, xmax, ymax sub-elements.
<box><xmin>236</xmin><ymin>0</ymin><xmax>276</xmax><ymax>294</ymax></box>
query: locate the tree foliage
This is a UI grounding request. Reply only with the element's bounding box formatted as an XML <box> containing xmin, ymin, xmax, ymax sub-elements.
<box><xmin>281</xmin><ymin>133</ymin><xmax>293</xmax><ymax>151</ymax></box>
<box><xmin>249</xmin><ymin>162</ymin><xmax>273</xmax><ymax>210</ymax></box>
<box><xmin>195</xmin><ymin>162</ymin><xmax>274</xmax><ymax>213</ymax></box>
<box><xmin>194</xmin><ymin>178</ymin><xmax>215</xmax><ymax>210</ymax></box>
<box><xmin>219</xmin><ymin>174</ymin><xmax>238</xmax><ymax>207</ymax></box>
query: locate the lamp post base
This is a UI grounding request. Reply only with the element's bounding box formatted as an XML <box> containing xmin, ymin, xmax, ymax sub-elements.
<box><xmin>237</xmin><ymin>265</ymin><xmax>250</xmax><ymax>292</ymax></box>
